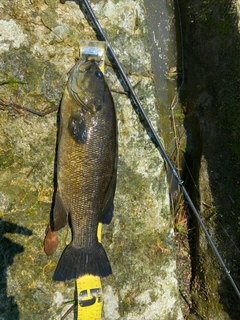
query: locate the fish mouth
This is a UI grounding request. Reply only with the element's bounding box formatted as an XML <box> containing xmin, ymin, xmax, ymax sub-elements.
<box><xmin>82</xmin><ymin>59</ymin><xmax>103</xmax><ymax>68</ymax></box>
<box><xmin>79</xmin><ymin>59</ymin><xmax>102</xmax><ymax>73</ymax></box>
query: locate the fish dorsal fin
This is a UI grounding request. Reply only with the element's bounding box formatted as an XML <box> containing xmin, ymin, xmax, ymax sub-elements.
<box><xmin>68</xmin><ymin>110</ymin><xmax>87</xmax><ymax>143</ymax></box>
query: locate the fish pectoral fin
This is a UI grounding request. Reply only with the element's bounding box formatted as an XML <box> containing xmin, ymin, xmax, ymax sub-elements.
<box><xmin>44</xmin><ymin>223</ymin><xmax>58</xmax><ymax>256</ymax></box>
<box><xmin>68</xmin><ymin>110</ymin><xmax>87</xmax><ymax>143</ymax></box>
<box><xmin>52</xmin><ymin>191</ymin><xmax>68</xmax><ymax>231</ymax></box>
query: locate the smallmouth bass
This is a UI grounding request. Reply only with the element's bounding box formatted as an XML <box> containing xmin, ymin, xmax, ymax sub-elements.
<box><xmin>48</xmin><ymin>59</ymin><xmax>117</xmax><ymax>281</ymax></box>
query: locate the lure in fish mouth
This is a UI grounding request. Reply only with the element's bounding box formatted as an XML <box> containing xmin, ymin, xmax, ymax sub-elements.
<box><xmin>44</xmin><ymin>59</ymin><xmax>118</xmax><ymax>281</ymax></box>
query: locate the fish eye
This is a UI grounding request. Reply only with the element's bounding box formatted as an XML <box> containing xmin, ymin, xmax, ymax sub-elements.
<box><xmin>95</xmin><ymin>71</ymin><xmax>103</xmax><ymax>79</ymax></box>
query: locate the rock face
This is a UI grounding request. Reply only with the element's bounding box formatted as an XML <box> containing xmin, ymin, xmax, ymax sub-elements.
<box><xmin>0</xmin><ymin>0</ymin><xmax>182</xmax><ymax>319</ymax></box>
<box><xmin>175</xmin><ymin>0</ymin><xmax>240</xmax><ymax>319</ymax></box>
<box><xmin>143</xmin><ymin>0</ymin><xmax>240</xmax><ymax>318</ymax></box>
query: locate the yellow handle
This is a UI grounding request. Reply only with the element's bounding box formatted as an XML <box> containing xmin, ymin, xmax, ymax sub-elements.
<box><xmin>76</xmin><ymin>223</ymin><xmax>103</xmax><ymax>320</ymax></box>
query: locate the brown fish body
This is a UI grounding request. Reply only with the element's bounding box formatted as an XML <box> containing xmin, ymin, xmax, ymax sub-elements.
<box><xmin>52</xmin><ymin>59</ymin><xmax>117</xmax><ymax>281</ymax></box>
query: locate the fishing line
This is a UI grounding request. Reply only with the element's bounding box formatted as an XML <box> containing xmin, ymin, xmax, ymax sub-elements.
<box><xmin>79</xmin><ymin>0</ymin><xmax>240</xmax><ymax>299</ymax></box>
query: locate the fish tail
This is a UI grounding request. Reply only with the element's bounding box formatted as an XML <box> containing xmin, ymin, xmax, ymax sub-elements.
<box><xmin>53</xmin><ymin>242</ymin><xmax>112</xmax><ymax>281</ymax></box>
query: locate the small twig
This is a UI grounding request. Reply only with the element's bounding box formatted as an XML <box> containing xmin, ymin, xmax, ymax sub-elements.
<box><xmin>0</xmin><ymin>98</ymin><xmax>58</xmax><ymax>116</ymax></box>
<box><xmin>169</xmin><ymin>93</ymin><xmax>181</xmax><ymax>175</ymax></box>
<box><xmin>61</xmin><ymin>302</ymin><xmax>77</xmax><ymax>320</ymax></box>
<box><xmin>202</xmin><ymin>201</ymin><xmax>213</xmax><ymax>208</ymax></box>
<box><xmin>111</xmin><ymin>80</ymin><xmax>141</xmax><ymax>95</ymax></box>
<box><xmin>104</xmin><ymin>60</ymin><xmax>154</xmax><ymax>80</ymax></box>
<box><xmin>110</xmin><ymin>89</ymin><xmax>128</xmax><ymax>95</ymax></box>
<box><xmin>228</xmin><ymin>194</ymin><xmax>235</xmax><ymax>204</ymax></box>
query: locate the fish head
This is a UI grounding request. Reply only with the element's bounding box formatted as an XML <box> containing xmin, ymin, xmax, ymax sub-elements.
<box><xmin>68</xmin><ymin>59</ymin><xmax>107</xmax><ymax>113</ymax></box>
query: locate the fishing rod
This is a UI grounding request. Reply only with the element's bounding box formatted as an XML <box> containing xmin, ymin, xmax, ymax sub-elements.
<box><xmin>78</xmin><ymin>0</ymin><xmax>240</xmax><ymax>300</ymax></box>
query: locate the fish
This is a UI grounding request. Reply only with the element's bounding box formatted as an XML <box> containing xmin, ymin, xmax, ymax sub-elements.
<box><xmin>51</xmin><ymin>59</ymin><xmax>118</xmax><ymax>281</ymax></box>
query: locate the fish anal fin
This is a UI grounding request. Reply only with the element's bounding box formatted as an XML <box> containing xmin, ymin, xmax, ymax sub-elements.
<box><xmin>52</xmin><ymin>191</ymin><xmax>68</xmax><ymax>231</ymax></box>
<box><xmin>100</xmin><ymin>174</ymin><xmax>117</xmax><ymax>225</ymax></box>
<box><xmin>101</xmin><ymin>199</ymin><xmax>114</xmax><ymax>225</ymax></box>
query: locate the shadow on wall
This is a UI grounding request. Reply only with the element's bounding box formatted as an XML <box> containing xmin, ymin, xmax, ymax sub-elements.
<box><xmin>0</xmin><ymin>218</ymin><xmax>32</xmax><ymax>318</ymax></box>
<box><xmin>177</xmin><ymin>0</ymin><xmax>240</xmax><ymax>318</ymax></box>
